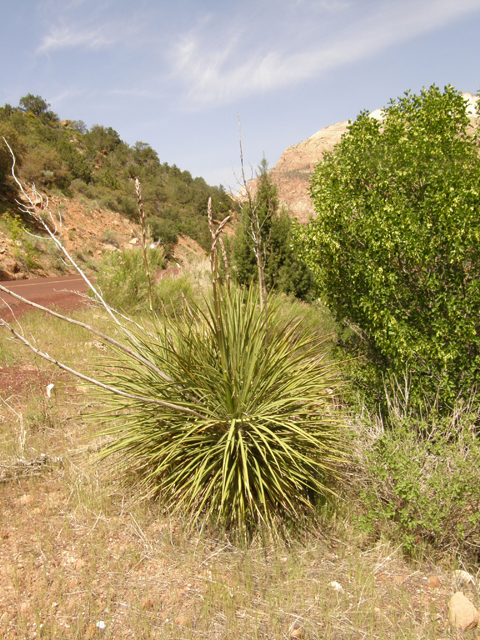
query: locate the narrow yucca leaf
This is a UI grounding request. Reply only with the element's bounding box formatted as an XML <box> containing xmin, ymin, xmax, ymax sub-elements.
<box><xmin>94</xmin><ymin>286</ymin><xmax>347</xmax><ymax>535</ymax></box>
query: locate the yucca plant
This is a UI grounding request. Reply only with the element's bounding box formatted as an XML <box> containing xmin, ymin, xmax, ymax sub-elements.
<box><xmin>94</xmin><ymin>284</ymin><xmax>346</xmax><ymax>533</ymax></box>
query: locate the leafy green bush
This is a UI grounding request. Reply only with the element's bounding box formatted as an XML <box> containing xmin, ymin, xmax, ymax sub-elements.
<box><xmin>0</xmin><ymin>213</ymin><xmax>41</xmax><ymax>272</ymax></box>
<box><xmin>302</xmin><ymin>85</ymin><xmax>480</xmax><ymax>409</ymax></box>
<box><xmin>0</xmin><ymin>123</ymin><xmax>26</xmax><ymax>185</ymax></box>
<box><xmin>95</xmin><ymin>248</ymin><xmax>165</xmax><ymax>312</ymax></box>
<box><xmin>147</xmin><ymin>217</ymin><xmax>179</xmax><ymax>246</ymax></box>
<box><xmin>96</xmin><ymin>286</ymin><xmax>347</xmax><ymax>535</ymax></box>
<box><xmin>155</xmin><ymin>273</ymin><xmax>197</xmax><ymax>316</ymax></box>
<box><xmin>355</xmin><ymin>399</ymin><xmax>480</xmax><ymax>564</ymax></box>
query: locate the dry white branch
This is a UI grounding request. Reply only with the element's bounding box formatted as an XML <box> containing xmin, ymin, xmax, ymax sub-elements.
<box><xmin>0</xmin><ymin>139</ymin><xmax>210</xmax><ymax>413</ymax></box>
<box><xmin>0</xmin><ymin>317</ymin><xmax>207</xmax><ymax>419</ymax></box>
<box><xmin>2</xmin><ymin>136</ymin><xmax>143</xmax><ymax>348</ymax></box>
<box><xmin>0</xmin><ymin>283</ymin><xmax>173</xmax><ymax>384</ymax></box>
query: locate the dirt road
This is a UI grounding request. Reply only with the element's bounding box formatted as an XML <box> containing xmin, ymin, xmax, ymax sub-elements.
<box><xmin>0</xmin><ymin>275</ymin><xmax>91</xmax><ymax>320</ymax></box>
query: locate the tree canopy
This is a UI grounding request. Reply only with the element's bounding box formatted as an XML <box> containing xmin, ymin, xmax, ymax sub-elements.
<box><xmin>301</xmin><ymin>85</ymin><xmax>480</xmax><ymax>407</ymax></box>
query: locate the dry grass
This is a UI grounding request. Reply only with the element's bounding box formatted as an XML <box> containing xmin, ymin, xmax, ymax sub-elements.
<box><xmin>0</xmin><ymin>308</ymin><xmax>477</xmax><ymax>639</ymax></box>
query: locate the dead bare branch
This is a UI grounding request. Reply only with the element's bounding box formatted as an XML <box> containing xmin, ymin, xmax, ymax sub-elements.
<box><xmin>0</xmin><ymin>283</ymin><xmax>174</xmax><ymax>384</ymax></box>
<box><xmin>2</xmin><ymin>136</ymin><xmax>144</xmax><ymax>348</ymax></box>
<box><xmin>0</xmin><ymin>318</ymin><xmax>208</xmax><ymax>419</ymax></box>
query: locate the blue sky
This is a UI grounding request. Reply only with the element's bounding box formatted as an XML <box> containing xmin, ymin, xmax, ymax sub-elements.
<box><xmin>1</xmin><ymin>0</ymin><xmax>480</xmax><ymax>189</ymax></box>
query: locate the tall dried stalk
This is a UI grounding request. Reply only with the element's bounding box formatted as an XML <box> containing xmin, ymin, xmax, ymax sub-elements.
<box><xmin>207</xmin><ymin>196</ymin><xmax>231</xmax><ymax>340</ymax></box>
<box><xmin>134</xmin><ymin>177</ymin><xmax>154</xmax><ymax>316</ymax></box>
<box><xmin>238</xmin><ymin>118</ymin><xmax>268</xmax><ymax>314</ymax></box>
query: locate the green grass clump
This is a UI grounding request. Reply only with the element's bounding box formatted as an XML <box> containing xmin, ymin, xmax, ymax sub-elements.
<box><xmin>95</xmin><ymin>286</ymin><xmax>347</xmax><ymax>535</ymax></box>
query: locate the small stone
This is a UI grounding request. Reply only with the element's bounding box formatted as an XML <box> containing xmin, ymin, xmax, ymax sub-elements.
<box><xmin>329</xmin><ymin>581</ymin><xmax>344</xmax><ymax>592</ymax></box>
<box><xmin>448</xmin><ymin>591</ymin><xmax>480</xmax><ymax>631</ymax></box>
<box><xmin>20</xmin><ymin>602</ymin><xmax>31</xmax><ymax>614</ymax></box>
<box><xmin>427</xmin><ymin>575</ymin><xmax>441</xmax><ymax>588</ymax></box>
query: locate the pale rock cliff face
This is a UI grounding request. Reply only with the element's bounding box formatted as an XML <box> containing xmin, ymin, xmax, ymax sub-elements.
<box><xmin>268</xmin><ymin>120</ymin><xmax>348</xmax><ymax>222</ymax></box>
<box><xmin>261</xmin><ymin>92</ymin><xmax>478</xmax><ymax>223</ymax></box>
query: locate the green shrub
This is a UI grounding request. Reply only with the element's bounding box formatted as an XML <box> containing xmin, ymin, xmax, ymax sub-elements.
<box><xmin>355</xmin><ymin>398</ymin><xmax>480</xmax><ymax>564</ymax></box>
<box><xmin>95</xmin><ymin>286</ymin><xmax>347</xmax><ymax>535</ymax></box>
<box><xmin>95</xmin><ymin>248</ymin><xmax>165</xmax><ymax>312</ymax></box>
<box><xmin>155</xmin><ymin>273</ymin><xmax>197</xmax><ymax>316</ymax></box>
<box><xmin>118</xmin><ymin>196</ymin><xmax>137</xmax><ymax>219</ymax></box>
<box><xmin>147</xmin><ymin>217</ymin><xmax>179</xmax><ymax>246</ymax></box>
<box><xmin>302</xmin><ymin>85</ymin><xmax>480</xmax><ymax>410</ymax></box>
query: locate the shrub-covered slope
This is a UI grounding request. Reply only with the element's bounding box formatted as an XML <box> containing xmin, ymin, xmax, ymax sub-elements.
<box><xmin>0</xmin><ymin>94</ymin><xmax>235</xmax><ymax>255</ymax></box>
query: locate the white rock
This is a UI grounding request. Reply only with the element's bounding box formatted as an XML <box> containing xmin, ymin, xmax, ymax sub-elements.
<box><xmin>454</xmin><ymin>570</ymin><xmax>476</xmax><ymax>587</ymax></box>
<box><xmin>329</xmin><ymin>581</ymin><xmax>344</xmax><ymax>593</ymax></box>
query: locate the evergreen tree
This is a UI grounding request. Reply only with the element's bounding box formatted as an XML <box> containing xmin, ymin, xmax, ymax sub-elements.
<box><xmin>233</xmin><ymin>159</ymin><xmax>314</xmax><ymax>300</ymax></box>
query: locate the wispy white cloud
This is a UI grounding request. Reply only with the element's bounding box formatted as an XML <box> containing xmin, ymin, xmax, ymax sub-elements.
<box><xmin>108</xmin><ymin>88</ymin><xmax>157</xmax><ymax>97</ymax></box>
<box><xmin>171</xmin><ymin>0</ymin><xmax>480</xmax><ymax>107</ymax></box>
<box><xmin>36</xmin><ymin>0</ymin><xmax>145</xmax><ymax>54</ymax></box>
<box><xmin>37</xmin><ymin>24</ymin><xmax>116</xmax><ymax>53</ymax></box>
<box><xmin>49</xmin><ymin>88</ymin><xmax>83</xmax><ymax>105</ymax></box>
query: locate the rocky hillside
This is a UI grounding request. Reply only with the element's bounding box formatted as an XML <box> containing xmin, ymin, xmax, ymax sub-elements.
<box><xmin>265</xmin><ymin>92</ymin><xmax>479</xmax><ymax>222</ymax></box>
<box><xmin>0</xmin><ymin>94</ymin><xmax>235</xmax><ymax>280</ymax></box>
